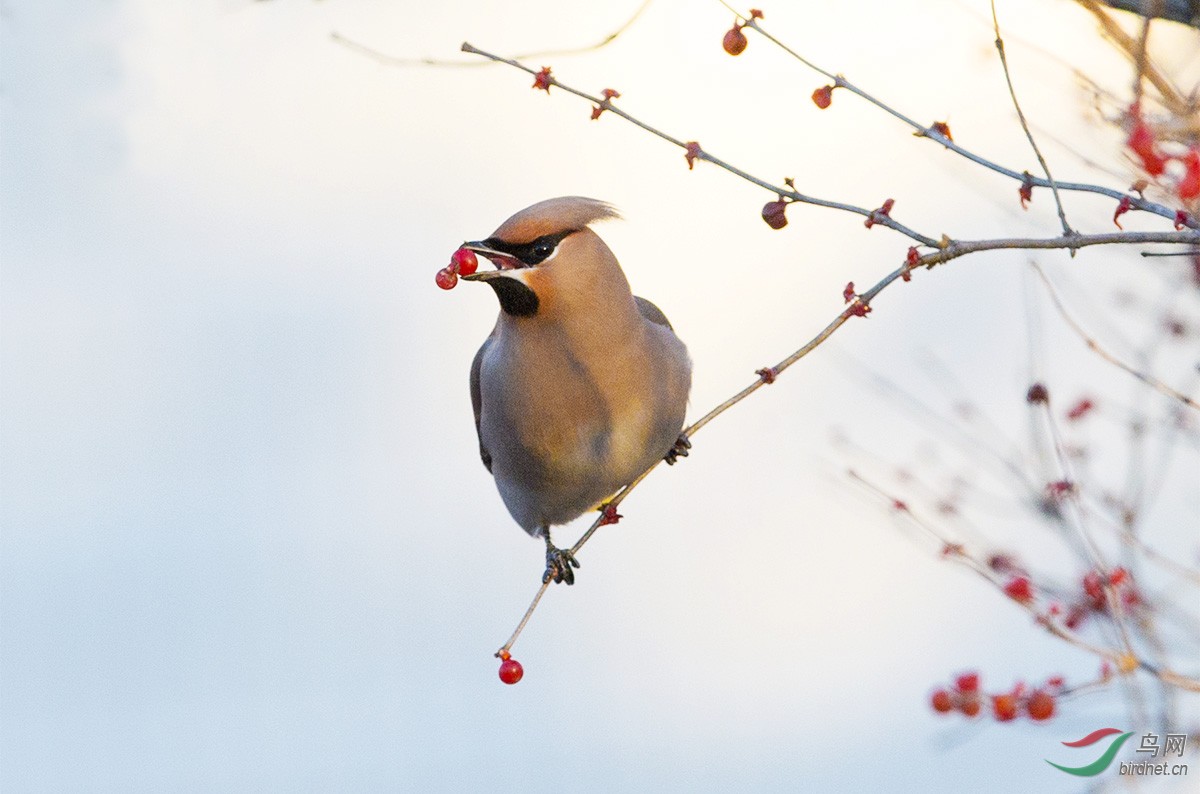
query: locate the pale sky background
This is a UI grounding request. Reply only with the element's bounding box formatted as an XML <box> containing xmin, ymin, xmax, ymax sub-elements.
<box><xmin>2</xmin><ymin>0</ymin><xmax>1198</xmax><ymax>791</ymax></box>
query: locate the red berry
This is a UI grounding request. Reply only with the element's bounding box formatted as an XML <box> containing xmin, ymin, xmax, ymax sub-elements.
<box><xmin>992</xmin><ymin>693</ymin><xmax>1018</xmax><ymax>722</ymax></box>
<box><xmin>498</xmin><ymin>657</ymin><xmax>524</xmax><ymax>685</ymax></box>
<box><xmin>761</xmin><ymin>200</ymin><xmax>788</xmax><ymax>229</ymax></box>
<box><xmin>955</xmin><ymin>672</ymin><xmax>980</xmax><ymax>693</ymax></box>
<box><xmin>723</xmin><ymin>26</ymin><xmax>748</xmax><ymax>56</ymax></box>
<box><xmin>451</xmin><ymin>247</ymin><xmax>478</xmax><ymax>276</ymax></box>
<box><xmin>811</xmin><ymin>85</ymin><xmax>833</xmax><ymax>109</ymax></box>
<box><xmin>1109</xmin><ymin>567</ymin><xmax>1129</xmax><ymax>587</ymax></box>
<box><xmin>1004</xmin><ymin>576</ymin><xmax>1034</xmax><ymax>603</ymax></box>
<box><xmin>931</xmin><ymin>689</ymin><xmax>954</xmax><ymax>713</ymax></box>
<box><xmin>1026</xmin><ymin>690</ymin><xmax>1055</xmax><ymax>720</ymax></box>
<box><xmin>959</xmin><ymin>696</ymin><xmax>982</xmax><ymax>717</ymax></box>
<box><xmin>435</xmin><ymin>266</ymin><xmax>458</xmax><ymax>290</ymax></box>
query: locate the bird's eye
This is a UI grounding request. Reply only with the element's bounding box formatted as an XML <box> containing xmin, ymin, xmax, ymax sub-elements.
<box><xmin>520</xmin><ymin>237</ymin><xmax>558</xmax><ymax>265</ymax></box>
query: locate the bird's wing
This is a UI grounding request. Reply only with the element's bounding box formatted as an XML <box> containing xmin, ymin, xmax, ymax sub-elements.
<box><xmin>470</xmin><ymin>339</ymin><xmax>493</xmax><ymax>472</ymax></box>
<box><xmin>634</xmin><ymin>295</ymin><xmax>674</xmax><ymax>331</ymax></box>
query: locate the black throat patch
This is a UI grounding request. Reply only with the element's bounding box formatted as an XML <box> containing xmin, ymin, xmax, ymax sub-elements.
<box><xmin>488</xmin><ymin>277</ymin><xmax>539</xmax><ymax>317</ymax></box>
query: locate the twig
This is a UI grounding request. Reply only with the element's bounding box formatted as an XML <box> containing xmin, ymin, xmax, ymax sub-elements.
<box><xmin>332</xmin><ymin>0</ymin><xmax>653</xmax><ymax>68</ymax></box>
<box><xmin>494</xmin><ymin>289</ymin><xmax>854</xmax><ymax>657</ymax></box>
<box><xmin>1033</xmin><ymin>395</ymin><xmax>1142</xmax><ymax>668</ymax></box>
<box><xmin>847</xmin><ymin>469</ymin><xmax>1200</xmax><ymax>693</ymax></box>
<box><xmin>491</xmin><ymin>231</ymin><xmax>1195</xmax><ymax>654</ymax></box>
<box><xmin>723</xmin><ymin>7</ymin><xmax>1197</xmax><ymax>230</ymax></box>
<box><xmin>1074</xmin><ymin>0</ymin><xmax>1195</xmax><ymax>117</ymax></box>
<box><xmin>1031</xmin><ymin>262</ymin><xmax>1199</xmax><ymax>409</ymax></box>
<box><xmin>465</xmin><ymin>39</ymin><xmax>1200</xmax><ymax>656</ymax></box>
<box><xmin>990</xmin><ymin>1</ymin><xmax>1073</xmax><ymax>236</ymax></box>
<box><xmin>460</xmin><ymin>42</ymin><xmax>938</xmax><ymax>246</ymax></box>
<box><xmin>461</xmin><ymin>43</ymin><xmax>1200</xmax><ymax>247</ymax></box>
<box><xmin>1092</xmin><ymin>0</ymin><xmax>1200</xmax><ymax>30</ymax></box>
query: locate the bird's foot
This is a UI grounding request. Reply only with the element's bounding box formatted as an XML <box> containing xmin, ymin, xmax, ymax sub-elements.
<box><xmin>543</xmin><ymin>540</ymin><xmax>580</xmax><ymax>586</ymax></box>
<box><xmin>664</xmin><ymin>432</ymin><xmax>692</xmax><ymax>465</ymax></box>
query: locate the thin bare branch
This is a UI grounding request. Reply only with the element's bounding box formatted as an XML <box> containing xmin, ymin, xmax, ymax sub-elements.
<box><xmin>1031</xmin><ymin>262</ymin><xmax>1199</xmax><ymax>409</ymax></box>
<box><xmin>1095</xmin><ymin>0</ymin><xmax>1200</xmax><ymax>29</ymax></box>
<box><xmin>1074</xmin><ymin>0</ymin><xmax>1196</xmax><ymax>116</ymax></box>
<box><xmin>724</xmin><ymin>9</ymin><xmax>1196</xmax><ymax>230</ymax></box>
<box><xmin>466</xmin><ymin>24</ymin><xmax>1200</xmax><ymax>675</ymax></box>
<box><xmin>332</xmin><ymin>0</ymin><xmax>653</xmax><ymax>67</ymax></box>
<box><xmin>847</xmin><ymin>469</ymin><xmax>1200</xmax><ymax>691</ymax></box>
<box><xmin>461</xmin><ymin>43</ymin><xmax>1200</xmax><ymax>241</ymax></box>
<box><xmin>990</xmin><ymin>0</ymin><xmax>1073</xmax><ymax>236</ymax></box>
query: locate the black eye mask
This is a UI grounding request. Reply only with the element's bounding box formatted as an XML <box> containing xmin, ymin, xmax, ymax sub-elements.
<box><xmin>481</xmin><ymin>229</ymin><xmax>577</xmax><ymax>267</ymax></box>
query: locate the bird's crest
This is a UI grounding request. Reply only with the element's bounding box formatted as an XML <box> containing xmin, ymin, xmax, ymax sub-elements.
<box><xmin>490</xmin><ymin>196</ymin><xmax>620</xmax><ymax>243</ymax></box>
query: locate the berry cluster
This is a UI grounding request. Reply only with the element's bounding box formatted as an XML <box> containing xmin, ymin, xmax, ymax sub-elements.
<box><xmin>1127</xmin><ymin>104</ymin><xmax>1199</xmax><ymax>201</ymax></box>
<box><xmin>435</xmin><ymin>248</ymin><xmax>479</xmax><ymax>291</ymax></box>
<box><xmin>930</xmin><ymin>672</ymin><xmax>1059</xmax><ymax>721</ymax></box>
<box><xmin>1062</xmin><ymin>566</ymin><xmax>1138</xmax><ymax>631</ymax></box>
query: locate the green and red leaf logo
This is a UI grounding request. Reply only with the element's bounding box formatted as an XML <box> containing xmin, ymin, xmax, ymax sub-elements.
<box><xmin>1046</xmin><ymin>728</ymin><xmax>1134</xmax><ymax>777</ymax></box>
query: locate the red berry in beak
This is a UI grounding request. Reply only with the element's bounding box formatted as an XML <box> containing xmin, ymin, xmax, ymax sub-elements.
<box><xmin>435</xmin><ymin>266</ymin><xmax>458</xmax><ymax>290</ymax></box>
<box><xmin>451</xmin><ymin>248</ymin><xmax>478</xmax><ymax>276</ymax></box>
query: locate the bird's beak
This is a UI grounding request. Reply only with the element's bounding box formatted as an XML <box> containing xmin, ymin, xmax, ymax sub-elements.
<box><xmin>460</xmin><ymin>241</ymin><xmax>522</xmax><ymax>281</ymax></box>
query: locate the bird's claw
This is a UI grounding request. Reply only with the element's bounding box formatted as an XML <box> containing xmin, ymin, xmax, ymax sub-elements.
<box><xmin>543</xmin><ymin>544</ymin><xmax>580</xmax><ymax>585</ymax></box>
<box><xmin>664</xmin><ymin>432</ymin><xmax>692</xmax><ymax>465</ymax></box>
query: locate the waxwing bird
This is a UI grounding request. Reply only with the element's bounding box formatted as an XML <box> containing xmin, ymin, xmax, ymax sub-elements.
<box><xmin>459</xmin><ymin>196</ymin><xmax>692</xmax><ymax>585</ymax></box>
